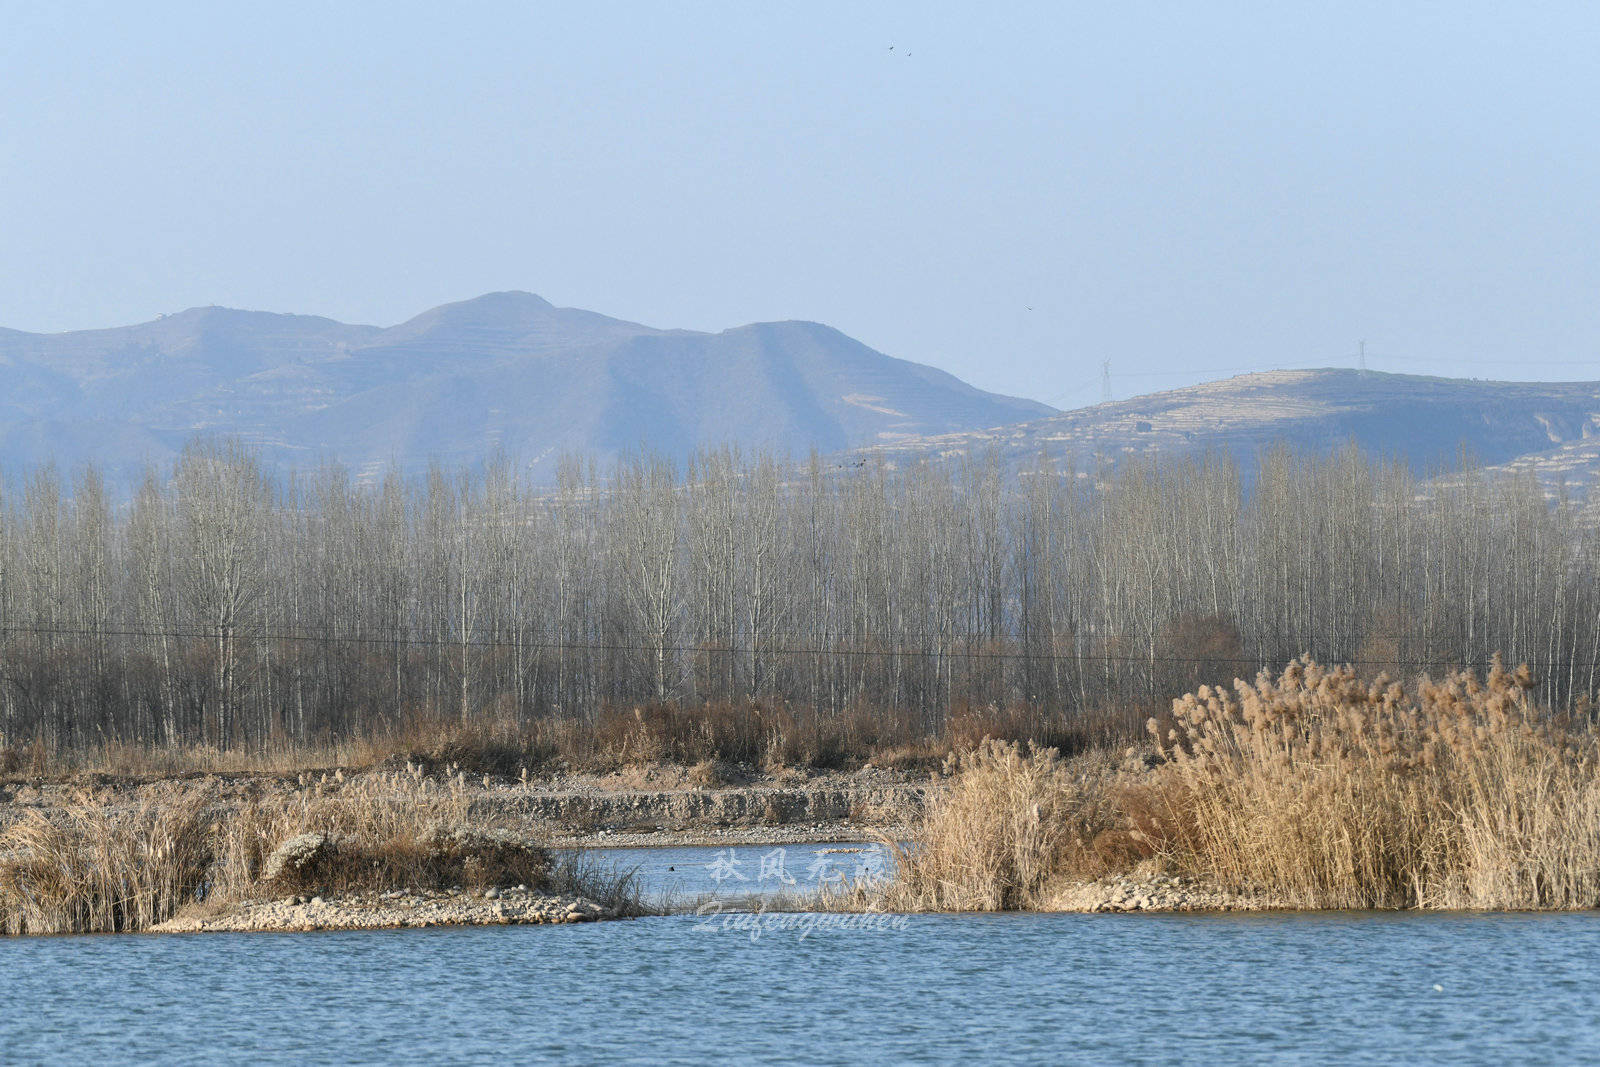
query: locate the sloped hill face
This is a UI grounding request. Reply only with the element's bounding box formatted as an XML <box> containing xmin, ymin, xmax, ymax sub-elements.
<box><xmin>0</xmin><ymin>308</ymin><xmax>378</xmax><ymax>415</ymax></box>
<box><xmin>0</xmin><ymin>293</ymin><xmax>1053</xmax><ymax>483</ymax></box>
<box><xmin>862</xmin><ymin>369</ymin><xmax>1600</xmax><ymax>483</ymax></box>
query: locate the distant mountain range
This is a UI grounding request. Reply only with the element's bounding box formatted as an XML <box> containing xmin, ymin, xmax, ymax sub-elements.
<box><xmin>5</xmin><ymin>296</ymin><xmax>1599</xmax><ymax>495</ymax></box>
<box><xmin>858</xmin><ymin>368</ymin><xmax>1600</xmax><ymax>492</ymax></box>
<box><xmin>0</xmin><ymin>291</ymin><xmax>1054</xmax><ymax>483</ymax></box>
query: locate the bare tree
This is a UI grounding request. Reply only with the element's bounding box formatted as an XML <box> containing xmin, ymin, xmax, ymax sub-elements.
<box><xmin>173</xmin><ymin>440</ymin><xmax>272</xmax><ymax>745</ymax></box>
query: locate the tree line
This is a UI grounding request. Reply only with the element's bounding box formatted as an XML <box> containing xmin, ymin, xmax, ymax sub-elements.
<box><xmin>1</xmin><ymin>438</ymin><xmax>1597</xmax><ymax>755</ymax></box>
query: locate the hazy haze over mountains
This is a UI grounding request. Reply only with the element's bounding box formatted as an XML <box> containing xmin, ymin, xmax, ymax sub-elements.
<box><xmin>0</xmin><ymin>291</ymin><xmax>1054</xmax><ymax>483</ymax></box>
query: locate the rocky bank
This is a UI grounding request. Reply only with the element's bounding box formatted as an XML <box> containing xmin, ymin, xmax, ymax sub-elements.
<box><xmin>1044</xmin><ymin>870</ymin><xmax>1285</xmax><ymax>913</ymax></box>
<box><xmin>156</xmin><ymin>885</ymin><xmax>616</xmax><ymax>934</ymax></box>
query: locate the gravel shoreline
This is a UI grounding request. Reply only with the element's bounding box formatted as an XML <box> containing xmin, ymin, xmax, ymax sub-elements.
<box><xmin>155</xmin><ymin>886</ymin><xmax>618</xmax><ymax>934</ymax></box>
<box><xmin>1043</xmin><ymin>872</ymin><xmax>1284</xmax><ymax>913</ymax></box>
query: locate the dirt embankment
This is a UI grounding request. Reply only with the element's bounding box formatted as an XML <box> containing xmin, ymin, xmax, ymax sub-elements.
<box><xmin>483</xmin><ymin>771</ymin><xmax>925</xmax><ymax>845</ymax></box>
<box><xmin>0</xmin><ymin>766</ymin><xmax>928</xmax><ymax>842</ymax></box>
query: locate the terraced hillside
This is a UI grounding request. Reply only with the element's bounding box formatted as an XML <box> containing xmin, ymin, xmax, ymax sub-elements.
<box><xmin>859</xmin><ymin>369</ymin><xmax>1600</xmax><ymax>490</ymax></box>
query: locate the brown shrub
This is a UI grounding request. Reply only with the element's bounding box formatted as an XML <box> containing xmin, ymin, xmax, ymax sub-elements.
<box><xmin>256</xmin><ymin>825</ymin><xmax>548</xmax><ymax>896</ymax></box>
<box><xmin>10</xmin><ymin>692</ymin><xmax>1152</xmax><ymax>782</ymax></box>
<box><xmin>866</xmin><ymin>742</ymin><xmax>948</xmax><ymax>775</ymax></box>
<box><xmin>944</xmin><ymin>701</ymin><xmax>1137</xmax><ymax>759</ymax></box>
<box><xmin>352</xmin><ymin>715</ymin><xmax>559</xmax><ymax>780</ymax></box>
<box><xmin>1151</xmin><ymin>613</ymin><xmax>1250</xmax><ymax>704</ymax></box>
<box><xmin>588</xmin><ymin>702</ymin><xmax>770</xmax><ymax>769</ymax></box>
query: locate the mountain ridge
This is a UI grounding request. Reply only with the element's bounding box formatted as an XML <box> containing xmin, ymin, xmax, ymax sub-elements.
<box><xmin>0</xmin><ymin>292</ymin><xmax>1055</xmax><ymax>482</ymax></box>
<box><xmin>10</xmin><ymin>295</ymin><xmax>1599</xmax><ymax>494</ymax></box>
<box><xmin>856</xmin><ymin>367</ymin><xmax>1600</xmax><ymax>491</ymax></box>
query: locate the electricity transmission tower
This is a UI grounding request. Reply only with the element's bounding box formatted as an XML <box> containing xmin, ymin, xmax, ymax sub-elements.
<box><xmin>1100</xmin><ymin>359</ymin><xmax>1113</xmax><ymax>403</ymax></box>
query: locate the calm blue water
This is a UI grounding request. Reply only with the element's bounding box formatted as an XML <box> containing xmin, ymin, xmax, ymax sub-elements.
<box><xmin>2</xmin><ymin>847</ymin><xmax>1598</xmax><ymax>1064</ymax></box>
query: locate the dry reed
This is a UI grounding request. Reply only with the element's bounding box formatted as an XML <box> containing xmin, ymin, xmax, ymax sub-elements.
<box><xmin>1150</xmin><ymin>656</ymin><xmax>1600</xmax><ymax>909</ymax></box>
<box><xmin>877</xmin><ymin>656</ymin><xmax>1600</xmax><ymax>912</ymax></box>
<box><xmin>862</xmin><ymin>740</ymin><xmax>1122</xmax><ymax>911</ymax></box>
<box><xmin>0</xmin><ymin>788</ymin><xmax>211</xmax><ymax>935</ymax></box>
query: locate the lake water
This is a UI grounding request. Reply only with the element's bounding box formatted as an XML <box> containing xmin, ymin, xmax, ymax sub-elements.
<box><xmin>3</xmin><ymin>845</ymin><xmax>1598</xmax><ymax>1064</ymax></box>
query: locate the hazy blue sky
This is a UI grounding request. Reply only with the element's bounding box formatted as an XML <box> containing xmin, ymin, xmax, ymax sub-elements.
<box><xmin>3</xmin><ymin>2</ymin><xmax>1597</xmax><ymax>406</ymax></box>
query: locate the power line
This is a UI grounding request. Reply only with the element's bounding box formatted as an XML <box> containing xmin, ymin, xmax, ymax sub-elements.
<box><xmin>0</xmin><ymin>621</ymin><xmax>1591</xmax><ymax>671</ymax></box>
<box><xmin>0</xmin><ymin>618</ymin><xmax>1571</xmax><ymax>645</ymax></box>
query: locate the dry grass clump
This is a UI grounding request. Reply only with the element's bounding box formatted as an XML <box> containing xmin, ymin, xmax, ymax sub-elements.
<box><xmin>587</xmin><ymin>702</ymin><xmax>767</xmax><ymax>768</ymax></box>
<box><xmin>688</xmin><ymin>759</ymin><xmax>744</xmax><ymax>787</ymax></box>
<box><xmin>0</xmin><ymin>736</ymin><xmax>48</xmax><ymax>778</ymax></box>
<box><xmin>547</xmin><ymin>850</ymin><xmax>647</xmax><ymax>916</ymax></box>
<box><xmin>1150</xmin><ymin>656</ymin><xmax>1600</xmax><ymax>909</ymax></box>
<box><xmin>215</xmin><ymin>766</ymin><xmax>548</xmax><ymax>898</ymax></box>
<box><xmin>0</xmin><ymin>788</ymin><xmax>212</xmax><ymax>935</ymax></box>
<box><xmin>865</xmin><ymin>739</ymin><xmax>1122</xmax><ymax>911</ymax></box>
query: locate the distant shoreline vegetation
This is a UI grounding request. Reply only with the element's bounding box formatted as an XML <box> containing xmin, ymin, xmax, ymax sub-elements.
<box><xmin>1</xmin><ymin>436</ymin><xmax>1599</xmax><ymax>773</ymax></box>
